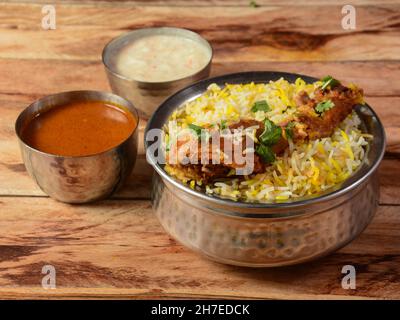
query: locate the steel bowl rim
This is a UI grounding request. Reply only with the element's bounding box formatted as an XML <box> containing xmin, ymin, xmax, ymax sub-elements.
<box><xmin>15</xmin><ymin>90</ymin><xmax>140</xmax><ymax>159</ymax></box>
<box><xmin>145</xmin><ymin>71</ymin><xmax>386</xmax><ymax>213</ymax></box>
<box><xmin>102</xmin><ymin>27</ymin><xmax>214</xmax><ymax>85</ymax></box>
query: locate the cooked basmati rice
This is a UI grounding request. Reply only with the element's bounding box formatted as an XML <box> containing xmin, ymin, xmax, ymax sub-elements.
<box><xmin>164</xmin><ymin>78</ymin><xmax>369</xmax><ymax>202</ymax></box>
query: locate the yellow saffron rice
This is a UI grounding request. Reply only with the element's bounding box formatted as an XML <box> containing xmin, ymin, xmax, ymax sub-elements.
<box><xmin>164</xmin><ymin>78</ymin><xmax>369</xmax><ymax>202</ymax></box>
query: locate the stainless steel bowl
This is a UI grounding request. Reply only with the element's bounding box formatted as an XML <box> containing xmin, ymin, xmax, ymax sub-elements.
<box><xmin>15</xmin><ymin>90</ymin><xmax>139</xmax><ymax>204</ymax></box>
<box><xmin>102</xmin><ymin>27</ymin><xmax>213</xmax><ymax>119</ymax></box>
<box><xmin>145</xmin><ymin>71</ymin><xmax>386</xmax><ymax>267</ymax></box>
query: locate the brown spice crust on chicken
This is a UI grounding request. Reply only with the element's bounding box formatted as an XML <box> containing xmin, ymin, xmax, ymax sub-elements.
<box><xmin>170</xmin><ymin>163</ymin><xmax>231</xmax><ymax>182</ymax></box>
<box><xmin>271</xmin><ymin>84</ymin><xmax>363</xmax><ymax>152</ymax></box>
<box><xmin>167</xmin><ymin>119</ymin><xmax>266</xmax><ymax>183</ymax></box>
<box><xmin>295</xmin><ymin>85</ymin><xmax>363</xmax><ymax>140</ymax></box>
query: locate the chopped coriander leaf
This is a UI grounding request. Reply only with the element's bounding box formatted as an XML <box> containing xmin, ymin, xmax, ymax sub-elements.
<box><xmin>188</xmin><ymin>123</ymin><xmax>203</xmax><ymax>137</ymax></box>
<box><xmin>165</xmin><ymin>134</ymin><xmax>171</xmax><ymax>151</ymax></box>
<box><xmin>256</xmin><ymin>144</ymin><xmax>275</xmax><ymax>164</ymax></box>
<box><xmin>259</xmin><ymin>119</ymin><xmax>282</xmax><ymax>146</ymax></box>
<box><xmin>285</xmin><ymin>121</ymin><xmax>296</xmax><ymax>140</ymax></box>
<box><xmin>251</xmin><ymin>100</ymin><xmax>270</xmax><ymax>113</ymax></box>
<box><xmin>315</xmin><ymin>100</ymin><xmax>335</xmax><ymax>114</ymax></box>
<box><xmin>220</xmin><ymin>120</ymin><xmax>227</xmax><ymax>130</ymax></box>
<box><xmin>320</xmin><ymin>76</ymin><xmax>340</xmax><ymax>91</ymax></box>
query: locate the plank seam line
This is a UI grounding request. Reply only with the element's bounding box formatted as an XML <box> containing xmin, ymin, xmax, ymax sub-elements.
<box><xmin>0</xmin><ymin>194</ymin><xmax>151</xmax><ymax>201</ymax></box>
<box><xmin>1</xmin><ymin>57</ymin><xmax>400</xmax><ymax>63</ymax></box>
<box><xmin>3</xmin><ymin>2</ymin><xmax>399</xmax><ymax>8</ymax></box>
<box><xmin>378</xmin><ymin>203</ymin><xmax>400</xmax><ymax>206</ymax></box>
<box><xmin>0</xmin><ymin>290</ymin><xmax>379</xmax><ymax>300</ymax></box>
<box><xmin>1</xmin><ymin>92</ymin><xmax>400</xmax><ymax>99</ymax></box>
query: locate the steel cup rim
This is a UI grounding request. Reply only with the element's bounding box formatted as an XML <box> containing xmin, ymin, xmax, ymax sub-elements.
<box><xmin>15</xmin><ymin>90</ymin><xmax>140</xmax><ymax>159</ymax></box>
<box><xmin>101</xmin><ymin>27</ymin><xmax>214</xmax><ymax>85</ymax></box>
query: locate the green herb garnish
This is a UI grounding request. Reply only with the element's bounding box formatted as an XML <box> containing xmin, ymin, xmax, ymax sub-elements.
<box><xmin>249</xmin><ymin>0</ymin><xmax>260</xmax><ymax>8</ymax></box>
<box><xmin>285</xmin><ymin>121</ymin><xmax>296</xmax><ymax>140</ymax></box>
<box><xmin>188</xmin><ymin>123</ymin><xmax>211</xmax><ymax>141</ymax></box>
<box><xmin>251</xmin><ymin>100</ymin><xmax>270</xmax><ymax>113</ymax></box>
<box><xmin>315</xmin><ymin>100</ymin><xmax>335</xmax><ymax>115</ymax></box>
<box><xmin>320</xmin><ymin>76</ymin><xmax>340</xmax><ymax>91</ymax></box>
<box><xmin>188</xmin><ymin>123</ymin><xmax>204</xmax><ymax>137</ymax></box>
<box><xmin>256</xmin><ymin>144</ymin><xmax>275</xmax><ymax>164</ymax></box>
<box><xmin>259</xmin><ymin>119</ymin><xmax>282</xmax><ymax>146</ymax></box>
<box><xmin>220</xmin><ymin>120</ymin><xmax>227</xmax><ymax>130</ymax></box>
<box><xmin>256</xmin><ymin>119</ymin><xmax>280</xmax><ymax>163</ymax></box>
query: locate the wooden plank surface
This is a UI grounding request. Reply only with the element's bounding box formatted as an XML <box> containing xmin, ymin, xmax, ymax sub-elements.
<box><xmin>0</xmin><ymin>198</ymin><xmax>399</xmax><ymax>299</ymax></box>
<box><xmin>0</xmin><ymin>3</ymin><xmax>399</xmax><ymax>62</ymax></box>
<box><xmin>5</xmin><ymin>0</ymin><xmax>400</xmax><ymax>6</ymax></box>
<box><xmin>0</xmin><ymin>0</ymin><xmax>399</xmax><ymax>299</ymax></box>
<box><xmin>1</xmin><ymin>59</ymin><xmax>399</xmax><ymax>98</ymax></box>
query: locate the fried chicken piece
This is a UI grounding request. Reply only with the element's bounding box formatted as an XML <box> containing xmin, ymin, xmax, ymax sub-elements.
<box><xmin>228</xmin><ymin>119</ymin><xmax>265</xmax><ymax>137</ymax></box>
<box><xmin>166</xmin><ymin>120</ymin><xmax>266</xmax><ymax>182</ymax></box>
<box><xmin>295</xmin><ymin>85</ymin><xmax>363</xmax><ymax>140</ymax></box>
<box><xmin>226</xmin><ymin>119</ymin><xmax>266</xmax><ymax>173</ymax></box>
<box><xmin>170</xmin><ymin>163</ymin><xmax>231</xmax><ymax>183</ymax></box>
<box><xmin>254</xmin><ymin>84</ymin><xmax>362</xmax><ymax>155</ymax></box>
<box><xmin>271</xmin><ymin>130</ymin><xmax>289</xmax><ymax>154</ymax></box>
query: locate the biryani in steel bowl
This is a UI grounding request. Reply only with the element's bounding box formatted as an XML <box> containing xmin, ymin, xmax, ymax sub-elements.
<box><xmin>145</xmin><ymin>71</ymin><xmax>385</xmax><ymax>267</ymax></box>
<box><xmin>163</xmin><ymin>76</ymin><xmax>368</xmax><ymax>202</ymax></box>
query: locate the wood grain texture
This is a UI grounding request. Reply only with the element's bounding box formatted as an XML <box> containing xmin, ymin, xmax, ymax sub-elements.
<box><xmin>1</xmin><ymin>59</ymin><xmax>400</xmax><ymax>99</ymax></box>
<box><xmin>0</xmin><ymin>3</ymin><xmax>399</xmax><ymax>61</ymax></box>
<box><xmin>5</xmin><ymin>0</ymin><xmax>400</xmax><ymax>6</ymax></box>
<box><xmin>0</xmin><ymin>198</ymin><xmax>399</xmax><ymax>299</ymax></box>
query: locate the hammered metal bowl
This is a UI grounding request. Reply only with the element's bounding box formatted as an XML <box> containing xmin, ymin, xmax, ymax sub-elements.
<box><xmin>15</xmin><ymin>90</ymin><xmax>139</xmax><ymax>204</ymax></box>
<box><xmin>145</xmin><ymin>71</ymin><xmax>386</xmax><ymax>267</ymax></box>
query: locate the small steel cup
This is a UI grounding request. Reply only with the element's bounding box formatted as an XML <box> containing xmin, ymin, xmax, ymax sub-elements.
<box><xmin>15</xmin><ymin>90</ymin><xmax>139</xmax><ymax>204</ymax></box>
<box><xmin>102</xmin><ymin>27</ymin><xmax>213</xmax><ymax>119</ymax></box>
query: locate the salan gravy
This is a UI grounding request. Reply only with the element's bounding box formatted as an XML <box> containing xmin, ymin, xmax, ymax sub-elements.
<box><xmin>21</xmin><ymin>101</ymin><xmax>137</xmax><ymax>156</ymax></box>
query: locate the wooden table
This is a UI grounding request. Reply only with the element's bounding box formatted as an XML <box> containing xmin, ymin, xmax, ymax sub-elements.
<box><xmin>0</xmin><ymin>0</ymin><xmax>399</xmax><ymax>299</ymax></box>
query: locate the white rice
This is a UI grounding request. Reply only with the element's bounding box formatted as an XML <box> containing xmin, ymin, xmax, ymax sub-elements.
<box><xmin>164</xmin><ymin>78</ymin><xmax>369</xmax><ymax>202</ymax></box>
